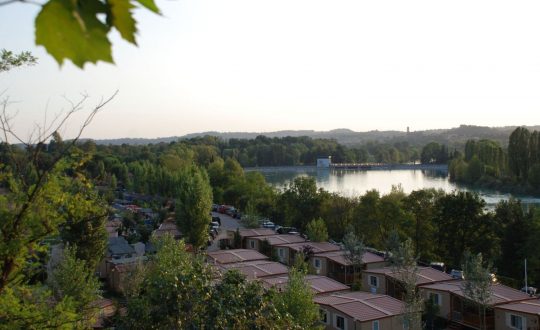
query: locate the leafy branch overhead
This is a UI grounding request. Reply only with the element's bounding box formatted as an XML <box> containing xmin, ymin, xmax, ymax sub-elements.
<box><xmin>34</xmin><ymin>0</ymin><xmax>160</xmax><ymax>68</ymax></box>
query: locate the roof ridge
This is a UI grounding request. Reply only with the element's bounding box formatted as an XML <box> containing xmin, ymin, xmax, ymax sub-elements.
<box><xmin>522</xmin><ymin>300</ymin><xmax>540</xmax><ymax>306</ymax></box>
<box><xmin>229</xmin><ymin>250</ymin><xmax>245</xmax><ymax>261</ymax></box>
<box><xmin>328</xmin><ymin>293</ymin><xmax>393</xmax><ymax>315</ymax></box>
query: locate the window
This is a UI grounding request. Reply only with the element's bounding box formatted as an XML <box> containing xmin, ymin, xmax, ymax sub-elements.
<box><xmin>429</xmin><ymin>292</ymin><xmax>441</xmax><ymax>306</ymax></box>
<box><xmin>372</xmin><ymin>320</ymin><xmax>379</xmax><ymax>330</ymax></box>
<box><xmin>314</xmin><ymin>258</ymin><xmax>321</xmax><ymax>269</ymax></box>
<box><xmin>249</xmin><ymin>240</ymin><xmax>255</xmax><ymax>249</ymax></box>
<box><xmin>509</xmin><ymin>314</ymin><xmax>525</xmax><ymax>330</ymax></box>
<box><xmin>278</xmin><ymin>248</ymin><xmax>284</xmax><ymax>258</ymax></box>
<box><xmin>369</xmin><ymin>275</ymin><xmax>379</xmax><ymax>288</ymax></box>
<box><xmin>335</xmin><ymin>315</ymin><xmax>346</xmax><ymax>330</ymax></box>
<box><xmin>319</xmin><ymin>309</ymin><xmax>328</xmax><ymax>324</ymax></box>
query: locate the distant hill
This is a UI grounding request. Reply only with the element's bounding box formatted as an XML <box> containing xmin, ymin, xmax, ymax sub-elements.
<box><xmin>90</xmin><ymin>125</ymin><xmax>540</xmax><ymax>149</ymax></box>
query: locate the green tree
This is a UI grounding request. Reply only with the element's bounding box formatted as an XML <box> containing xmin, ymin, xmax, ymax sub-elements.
<box><xmin>3</xmin><ymin>0</ymin><xmax>161</xmax><ymax>68</ymax></box>
<box><xmin>342</xmin><ymin>229</ymin><xmax>365</xmax><ymax>287</ymax></box>
<box><xmin>466</xmin><ymin>155</ymin><xmax>484</xmax><ymax>183</ymax></box>
<box><xmin>273</xmin><ymin>265</ymin><xmax>321</xmax><ymax>329</ymax></box>
<box><xmin>389</xmin><ymin>239</ymin><xmax>423</xmax><ymax>330</ymax></box>
<box><xmin>403</xmin><ymin>189</ymin><xmax>441</xmax><ymax>260</ymax></box>
<box><xmin>279</xmin><ymin>177</ymin><xmax>322</xmax><ymax>230</ymax></box>
<box><xmin>305</xmin><ymin>218</ymin><xmax>329</xmax><ymax>242</ymax></box>
<box><xmin>0</xmin><ymin>246</ymin><xmax>102</xmax><ymax>329</ymax></box>
<box><xmin>47</xmin><ymin>246</ymin><xmax>102</xmax><ymax>327</ymax></box>
<box><xmin>434</xmin><ymin>191</ymin><xmax>495</xmax><ymax>267</ymax></box>
<box><xmin>462</xmin><ymin>252</ymin><xmax>493</xmax><ymax>330</ymax></box>
<box><xmin>206</xmin><ymin>270</ymin><xmax>281</xmax><ymax>329</ymax></box>
<box><xmin>59</xmin><ymin>180</ymin><xmax>108</xmax><ymax>270</ymax></box>
<box><xmin>175</xmin><ymin>167</ymin><xmax>213</xmax><ymax>249</ymax></box>
<box><xmin>0</xmin><ymin>49</ymin><xmax>37</xmax><ymax>72</ymax></box>
<box><xmin>121</xmin><ymin>235</ymin><xmax>213</xmax><ymax>329</ymax></box>
<box><xmin>508</xmin><ymin>127</ymin><xmax>531</xmax><ymax>180</ymax></box>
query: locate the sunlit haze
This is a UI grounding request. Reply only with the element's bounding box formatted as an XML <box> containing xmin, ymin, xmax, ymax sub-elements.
<box><xmin>2</xmin><ymin>0</ymin><xmax>540</xmax><ymax>139</ymax></box>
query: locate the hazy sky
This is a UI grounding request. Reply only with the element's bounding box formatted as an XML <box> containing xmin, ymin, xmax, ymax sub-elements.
<box><xmin>2</xmin><ymin>0</ymin><xmax>540</xmax><ymax>139</ymax></box>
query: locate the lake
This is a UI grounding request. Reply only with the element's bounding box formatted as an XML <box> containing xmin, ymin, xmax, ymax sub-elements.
<box><xmin>247</xmin><ymin>166</ymin><xmax>540</xmax><ymax>206</ymax></box>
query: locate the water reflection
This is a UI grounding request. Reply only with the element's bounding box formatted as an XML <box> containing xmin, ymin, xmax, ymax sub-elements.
<box><xmin>248</xmin><ymin>166</ymin><xmax>540</xmax><ymax>206</ymax></box>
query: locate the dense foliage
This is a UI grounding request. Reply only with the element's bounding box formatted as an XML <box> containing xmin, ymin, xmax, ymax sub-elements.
<box><xmin>449</xmin><ymin>127</ymin><xmax>540</xmax><ymax>192</ymax></box>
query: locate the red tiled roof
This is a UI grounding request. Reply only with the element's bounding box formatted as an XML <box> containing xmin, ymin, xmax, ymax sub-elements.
<box><xmin>207</xmin><ymin>249</ymin><xmax>269</xmax><ymax>264</ymax></box>
<box><xmin>251</xmin><ymin>234</ymin><xmax>307</xmax><ymax>245</ymax></box>
<box><xmin>495</xmin><ymin>299</ymin><xmax>540</xmax><ymax>315</ymax></box>
<box><xmin>365</xmin><ymin>266</ymin><xmax>454</xmax><ymax>285</ymax></box>
<box><xmin>420</xmin><ymin>280</ymin><xmax>534</xmax><ymax>305</ymax></box>
<box><xmin>315</xmin><ymin>291</ymin><xmax>406</xmax><ymax>322</ymax></box>
<box><xmin>315</xmin><ymin>250</ymin><xmax>385</xmax><ymax>266</ymax></box>
<box><xmin>261</xmin><ymin>275</ymin><xmax>349</xmax><ymax>295</ymax></box>
<box><xmin>220</xmin><ymin>260</ymin><xmax>288</xmax><ymax>279</ymax></box>
<box><xmin>276</xmin><ymin>242</ymin><xmax>341</xmax><ymax>254</ymax></box>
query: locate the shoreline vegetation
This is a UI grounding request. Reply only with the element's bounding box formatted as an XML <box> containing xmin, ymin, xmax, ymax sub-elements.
<box><xmin>449</xmin><ymin>127</ymin><xmax>540</xmax><ymax>196</ymax></box>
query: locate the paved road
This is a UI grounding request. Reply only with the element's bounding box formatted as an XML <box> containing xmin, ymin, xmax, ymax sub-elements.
<box><xmin>207</xmin><ymin>211</ymin><xmax>244</xmax><ymax>252</ymax></box>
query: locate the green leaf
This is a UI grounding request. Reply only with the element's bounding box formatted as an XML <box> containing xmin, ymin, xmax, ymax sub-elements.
<box><xmin>35</xmin><ymin>0</ymin><xmax>113</xmax><ymax>68</ymax></box>
<box><xmin>135</xmin><ymin>0</ymin><xmax>160</xmax><ymax>14</ymax></box>
<box><xmin>109</xmin><ymin>0</ymin><xmax>138</xmax><ymax>44</ymax></box>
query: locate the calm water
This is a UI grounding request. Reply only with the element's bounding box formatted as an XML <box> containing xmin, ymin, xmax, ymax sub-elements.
<box><xmin>247</xmin><ymin>166</ymin><xmax>540</xmax><ymax>206</ymax></box>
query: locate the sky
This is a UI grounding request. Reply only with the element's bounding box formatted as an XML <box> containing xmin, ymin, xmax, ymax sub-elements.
<box><xmin>2</xmin><ymin>0</ymin><xmax>540</xmax><ymax>140</ymax></box>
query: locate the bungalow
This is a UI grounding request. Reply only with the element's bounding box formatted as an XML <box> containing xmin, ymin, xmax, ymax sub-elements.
<box><xmin>226</xmin><ymin>228</ymin><xmax>277</xmax><ymax>248</ymax></box>
<box><xmin>218</xmin><ymin>260</ymin><xmax>289</xmax><ymax>280</ymax></box>
<box><xmin>273</xmin><ymin>242</ymin><xmax>340</xmax><ymax>266</ymax></box>
<box><xmin>153</xmin><ymin>218</ymin><xmax>182</xmax><ymax>240</ymax></box>
<box><xmin>494</xmin><ymin>299</ymin><xmax>540</xmax><ymax>330</ymax></box>
<box><xmin>246</xmin><ymin>234</ymin><xmax>307</xmax><ymax>256</ymax></box>
<box><xmin>314</xmin><ymin>291</ymin><xmax>412</xmax><ymax>330</ymax></box>
<box><xmin>419</xmin><ymin>280</ymin><xmax>535</xmax><ymax>330</ymax></box>
<box><xmin>107</xmin><ymin>256</ymin><xmax>146</xmax><ymax>293</ymax></box>
<box><xmin>261</xmin><ymin>275</ymin><xmax>350</xmax><ymax>296</ymax></box>
<box><xmin>98</xmin><ymin>237</ymin><xmax>136</xmax><ymax>279</ymax></box>
<box><xmin>312</xmin><ymin>250</ymin><xmax>387</xmax><ymax>285</ymax></box>
<box><xmin>361</xmin><ymin>266</ymin><xmax>454</xmax><ymax>299</ymax></box>
<box><xmin>207</xmin><ymin>249</ymin><xmax>269</xmax><ymax>265</ymax></box>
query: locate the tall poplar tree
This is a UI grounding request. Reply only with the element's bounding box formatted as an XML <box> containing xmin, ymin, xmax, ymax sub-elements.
<box><xmin>176</xmin><ymin>166</ymin><xmax>213</xmax><ymax>249</ymax></box>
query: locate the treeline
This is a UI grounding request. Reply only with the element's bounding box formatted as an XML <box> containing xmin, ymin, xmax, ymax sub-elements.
<box><xmin>85</xmin><ymin>135</ymin><xmax>428</xmax><ymax>169</ymax></box>
<box><xmin>449</xmin><ymin>127</ymin><xmax>540</xmax><ymax>191</ymax></box>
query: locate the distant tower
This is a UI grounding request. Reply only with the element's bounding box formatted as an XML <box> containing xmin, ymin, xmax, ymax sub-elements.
<box><xmin>407</xmin><ymin>126</ymin><xmax>410</xmax><ymax>134</ymax></box>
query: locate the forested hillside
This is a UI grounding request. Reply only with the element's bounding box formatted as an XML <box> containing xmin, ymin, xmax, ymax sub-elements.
<box><xmin>92</xmin><ymin>125</ymin><xmax>540</xmax><ymax>149</ymax></box>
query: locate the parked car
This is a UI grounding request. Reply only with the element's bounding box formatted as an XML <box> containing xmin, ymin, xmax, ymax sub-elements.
<box><xmin>521</xmin><ymin>286</ymin><xmax>537</xmax><ymax>295</ymax></box>
<box><xmin>429</xmin><ymin>262</ymin><xmax>446</xmax><ymax>272</ymax></box>
<box><xmin>450</xmin><ymin>269</ymin><xmax>464</xmax><ymax>279</ymax></box>
<box><xmin>212</xmin><ymin>216</ymin><xmax>221</xmax><ymax>225</ymax></box>
<box><xmin>211</xmin><ymin>221</ymin><xmax>220</xmax><ymax>228</ymax></box>
<box><xmin>212</xmin><ymin>204</ymin><xmax>219</xmax><ymax>212</ymax></box>
<box><xmin>218</xmin><ymin>205</ymin><xmax>234</xmax><ymax>214</ymax></box>
<box><xmin>276</xmin><ymin>226</ymin><xmax>298</xmax><ymax>234</ymax></box>
<box><xmin>262</xmin><ymin>220</ymin><xmax>275</xmax><ymax>229</ymax></box>
<box><xmin>225</xmin><ymin>207</ymin><xmax>237</xmax><ymax>217</ymax></box>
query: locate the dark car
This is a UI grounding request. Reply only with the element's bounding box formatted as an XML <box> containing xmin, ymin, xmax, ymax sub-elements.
<box><xmin>212</xmin><ymin>216</ymin><xmax>221</xmax><ymax>225</ymax></box>
<box><xmin>276</xmin><ymin>226</ymin><xmax>298</xmax><ymax>235</ymax></box>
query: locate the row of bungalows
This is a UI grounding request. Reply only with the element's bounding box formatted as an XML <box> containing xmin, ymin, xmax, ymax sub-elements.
<box><xmin>361</xmin><ymin>266</ymin><xmax>455</xmax><ymax>298</ymax></box>
<box><xmin>360</xmin><ymin>265</ymin><xmax>537</xmax><ymax>330</ymax></box>
<box><xmin>419</xmin><ymin>280</ymin><xmax>536</xmax><ymax>330</ymax></box>
<box><xmin>229</xmin><ymin>229</ymin><xmax>388</xmax><ymax>286</ymax></box>
<box><xmin>206</xmin><ymin>249</ymin><xmax>350</xmax><ymax>296</ymax></box>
